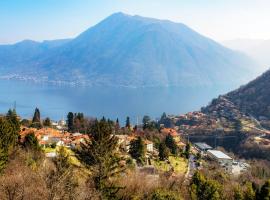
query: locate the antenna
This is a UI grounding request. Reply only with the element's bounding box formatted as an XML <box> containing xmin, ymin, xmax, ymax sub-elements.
<box><xmin>13</xmin><ymin>101</ymin><xmax>16</xmax><ymax>111</ymax></box>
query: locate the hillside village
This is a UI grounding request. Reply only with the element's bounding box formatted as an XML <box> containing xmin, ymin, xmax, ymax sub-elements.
<box><xmin>17</xmin><ymin>108</ymin><xmax>256</xmax><ymax>178</ymax></box>
<box><xmin>1</xmin><ymin>107</ymin><xmax>270</xmax><ymax>199</ymax></box>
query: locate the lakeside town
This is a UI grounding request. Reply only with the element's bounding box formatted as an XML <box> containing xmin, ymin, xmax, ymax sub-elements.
<box><xmin>18</xmin><ymin>108</ymin><xmax>253</xmax><ymax>178</ymax></box>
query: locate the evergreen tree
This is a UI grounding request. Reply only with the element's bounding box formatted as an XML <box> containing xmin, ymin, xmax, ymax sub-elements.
<box><xmin>190</xmin><ymin>171</ymin><xmax>222</xmax><ymax>200</ymax></box>
<box><xmin>115</xmin><ymin>118</ymin><xmax>120</xmax><ymax>131</ymax></box>
<box><xmin>159</xmin><ymin>142</ymin><xmax>170</xmax><ymax>161</ymax></box>
<box><xmin>0</xmin><ymin>147</ymin><xmax>8</xmax><ymax>173</ymax></box>
<box><xmin>142</xmin><ymin>115</ymin><xmax>151</xmax><ymax>129</ymax></box>
<box><xmin>259</xmin><ymin>179</ymin><xmax>270</xmax><ymax>200</ymax></box>
<box><xmin>24</xmin><ymin>132</ymin><xmax>40</xmax><ymax>150</ymax></box>
<box><xmin>129</xmin><ymin>136</ymin><xmax>146</xmax><ymax>164</ymax></box>
<box><xmin>165</xmin><ymin>134</ymin><xmax>177</xmax><ymax>155</ymax></box>
<box><xmin>67</xmin><ymin>112</ymin><xmax>74</xmax><ymax>132</ymax></box>
<box><xmin>6</xmin><ymin>109</ymin><xmax>20</xmax><ymax>133</ymax></box>
<box><xmin>184</xmin><ymin>142</ymin><xmax>191</xmax><ymax>159</ymax></box>
<box><xmin>32</xmin><ymin>107</ymin><xmax>41</xmax><ymax>123</ymax></box>
<box><xmin>43</xmin><ymin>117</ymin><xmax>51</xmax><ymax>127</ymax></box>
<box><xmin>234</xmin><ymin>186</ymin><xmax>244</xmax><ymax>200</ymax></box>
<box><xmin>244</xmin><ymin>182</ymin><xmax>256</xmax><ymax>200</ymax></box>
<box><xmin>160</xmin><ymin>112</ymin><xmax>167</xmax><ymax>121</ymax></box>
<box><xmin>78</xmin><ymin>119</ymin><xmax>125</xmax><ymax>199</ymax></box>
<box><xmin>0</xmin><ymin>115</ymin><xmax>19</xmax><ymax>172</ymax></box>
<box><xmin>125</xmin><ymin>116</ymin><xmax>131</xmax><ymax>129</ymax></box>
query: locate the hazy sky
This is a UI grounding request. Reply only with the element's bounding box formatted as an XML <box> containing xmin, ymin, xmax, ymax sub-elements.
<box><xmin>1</xmin><ymin>0</ymin><xmax>270</xmax><ymax>44</ymax></box>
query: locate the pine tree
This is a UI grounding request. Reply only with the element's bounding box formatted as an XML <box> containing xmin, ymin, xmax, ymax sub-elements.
<box><xmin>6</xmin><ymin>109</ymin><xmax>20</xmax><ymax>133</ymax></box>
<box><xmin>159</xmin><ymin>142</ymin><xmax>170</xmax><ymax>161</ymax></box>
<box><xmin>78</xmin><ymin>119</ymin><xmax>125</xmax><ymax>199</ymax></box>
<box><xmin>165</xmin><ymin>134</ymin><xmax>177</xmax><ymax>155</ymax></box>
<box><xmin>0</xmin><ymin>115</ymin><xmax>19</xmax><ymax>173</ymax></box>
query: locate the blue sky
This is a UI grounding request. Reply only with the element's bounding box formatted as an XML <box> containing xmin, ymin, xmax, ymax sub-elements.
<box><xmin>1</xmin><ymin>0</ymin><xmax>270</xmax><ymax>44</ymax></box>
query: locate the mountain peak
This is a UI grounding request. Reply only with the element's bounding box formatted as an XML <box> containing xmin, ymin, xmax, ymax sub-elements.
<box><xmin>0</xmin><ymin>13</ymin><xmax>259</xmax><ymax>88</ymax></box>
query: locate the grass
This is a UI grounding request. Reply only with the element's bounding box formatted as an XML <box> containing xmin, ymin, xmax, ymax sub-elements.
<box><xmin>43</xmin><ymin>147</ymin><xmax>56</xmax><ymax>153</ymax></box>
<box><xmin>42</xmin><ymin>146</ymin><xmax>82</xmax><ymax>167</ymax></box>
<box><xmin>153</xmin><ymin>156</ymin><xmax>187</xmax><ymax>174</ymax></box>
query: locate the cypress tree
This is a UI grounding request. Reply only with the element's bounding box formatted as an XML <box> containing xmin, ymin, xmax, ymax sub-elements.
<box><xmin>125</xmin><ymin>116</ymin><xmax>131</xmax><ymax>129</ymax></box>
<box><xmin>159</xmin><ymin>142</ymin><xmax>170</xmax><ymax>161</ymax></box>
<box><xmin>32</xmin><ymin>107</ymin><xmax>41</xmax><ymax>123</ymax></box>
<box><xmin>165</xmin><ymin>134</ymin><xmax>177</xmax><ymax>155</ymax></box>
<box><xmin>67</xmin><ymin>112</ymin><xmax>74</xmax><ymax>132</ymax></box>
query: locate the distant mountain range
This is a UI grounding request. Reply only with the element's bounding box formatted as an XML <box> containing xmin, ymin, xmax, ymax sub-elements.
<box><xmin>223</xmin><ymin>39</ymin><xmax>270</xmax><ymax>72</ymax></box>
<box><xmin>0</xmin><ymin>12</ymin><xmax>260</xmax><ymax>87</ymax></box>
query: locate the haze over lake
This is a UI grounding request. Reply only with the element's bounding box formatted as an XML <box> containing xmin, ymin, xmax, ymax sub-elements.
<box><xmin>0</xmin><ymin>80</ymin><xmax>232</xmax><ymax>123</ymax></box>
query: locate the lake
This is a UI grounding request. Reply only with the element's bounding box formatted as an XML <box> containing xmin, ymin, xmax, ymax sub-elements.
<box><xmin>0</xmin><ymin>80</ymin><xmax>231</xmax><ymax>124</ymax></box>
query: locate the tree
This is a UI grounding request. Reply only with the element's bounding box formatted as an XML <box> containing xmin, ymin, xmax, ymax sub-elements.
<box><xmin>6</xmin><ymin>109</ymin><xmax>20</xmax><ymax>133</ymax></box>
<box><xmin>159</xmin><ymin>142</ymin><xmax>170</xmax><ymax>161</ymax></box>
<box><xmin>43</xmin><ymin>117</ymin><xmax>51</xmax><ymax>127</ymax></box>
<box><xmin>143</xmin><ymin>115</ymin><xmax>151</xmax><ymax>129</ymax></box>
<box><xmin>151</xmin><ymin>189</ymin><xmax>181</xmax><ymax>200</ymax></box>
<box><xmin>234</xmin><ymin>186</ymin><xmax>244</xmax><ymax>200</ymax></box>
<box><xmin>47</xmin><ymin>146</ymin><xmax>78</xmax><ymax>200</ymax></box>
<box><xmin>67</xmin><ymin>112</ymin><xmax>74</xmax><ymax>132</ymax></box>
<box><xmin>190</xmin><ymin>171</ymin><xmax>222</xmax><ymax>200</ymax></box>
<box><xmin>129</xmin><ymin>137</ymin><xmax>146</xmax><ymax>165</ymax></box>
<box><xmin>78</xmin><ymin>119</ymin><xmax>125</xmax><ymax>199</ymax></box>
<box><xmin>184</xmin><ymin>142</ymin><xmax>191</xmax><ymax>159</ymax></box>
<box><xmin>32</xmin><ymin>108</ymin><xmax>41</xmax><ymax>123</ymax></box>
<box><xmin>0</xmin><ymin>115</ymin><xmax>19</xmax><ymax>173</ymax></box>
<box><xmin>165</xmin><ymin>134</ymin><xmax>177</xmax><ymax>155</ymax></box>
<box><xmin>244</xmin><ymin>182</ymin><xmax>256</xmax><ymax>200</ymax></box>
<box><xmin>23</xmin><ymin>132</ymin><xmax>40</xmax><ymax>150</ymax></box>
<box><xmin>125</xmin><ymin>116</ymin><xmax>131</xmax><ymax>129</ymax></box>
<box><xmin>115</xmin><ymin>118</ymin><xmax>120</xmax><ymax>131</ymax></box>
<box><xmin>259</xmin><ymin>179</ymin><xmax>270</xmax><ymax>200</ymax></box>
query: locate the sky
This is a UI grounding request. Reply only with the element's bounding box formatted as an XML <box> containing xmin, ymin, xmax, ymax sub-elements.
<box><xmin>1</xmin><ymin>0</ymin><xmax>270</xmax><ymax>44</ymax></box>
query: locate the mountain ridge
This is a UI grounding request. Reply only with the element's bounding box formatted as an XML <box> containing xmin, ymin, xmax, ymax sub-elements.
<box><xmin>0</xmin><ymin>12</ymin><xmax>260</xmax><ymax>88</ymax></box>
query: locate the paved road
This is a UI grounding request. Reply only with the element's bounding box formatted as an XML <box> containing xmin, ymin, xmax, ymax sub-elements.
<box><xmin>184</xmin><ymin>154</ymin><xmax>197</xmax><ymax>182</ymax></box>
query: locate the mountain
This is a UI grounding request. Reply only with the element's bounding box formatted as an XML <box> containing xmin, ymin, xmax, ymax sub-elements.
<box><xmin>0</xmin><ymin>12</ymin><xmax>260</xmax><ymax>87</ymax></box>
<box><xmin>203</xmin><ymin>69</ymin><xmax>270</xmax><ymax>121</ymax></box>
<box><xmin>223</xmin><ymin>39</ymin><xmax>270</xmax><ymax>72</ymax></box>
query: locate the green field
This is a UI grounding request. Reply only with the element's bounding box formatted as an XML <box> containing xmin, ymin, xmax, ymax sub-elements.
<box><xmin>154</xmin><ymin>156</ymin><xmax>187</xmax><ymax>174</ymax></box>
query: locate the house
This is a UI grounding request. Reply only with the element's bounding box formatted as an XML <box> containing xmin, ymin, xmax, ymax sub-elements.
<box><xmin>207</xmin><ymin>150</ymin><xmax>233</xmax><ymax>172</ymax></box>
<box><xmin>194</xmin><ymin>143</ymin><xmax>213</xmax><ymax>154</ymax></box>
<box><xmin>144</xmin><ymin>140</ymin><xmax>154</xmax><ymax>152</ymax></box>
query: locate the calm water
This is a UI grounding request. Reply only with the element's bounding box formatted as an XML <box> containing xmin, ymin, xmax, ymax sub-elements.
<box><xmin>0</xmin><ymin>80</ymin><xmax>230</xmax><ymax>124</ymax></box>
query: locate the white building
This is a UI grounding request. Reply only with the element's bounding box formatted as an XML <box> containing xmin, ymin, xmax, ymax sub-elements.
<box><xmin>207</xmin><ymin>150</ymin><xmax>233</xmax><ymax>172</ymax></box>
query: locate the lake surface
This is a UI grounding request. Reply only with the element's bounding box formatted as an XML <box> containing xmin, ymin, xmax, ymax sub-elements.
<box><xmin>0</xmin><ymin>80</ymin><xmax>231</xmax><ymax>124</ymax></box>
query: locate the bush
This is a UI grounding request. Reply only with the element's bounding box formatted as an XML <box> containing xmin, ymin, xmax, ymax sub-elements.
<box><xmin>150</xmin><ymin>189</ymin><xmax>181</xmax><ymax>200</ymax></box>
